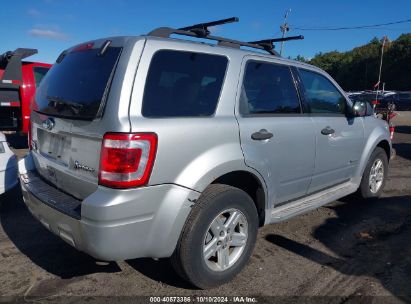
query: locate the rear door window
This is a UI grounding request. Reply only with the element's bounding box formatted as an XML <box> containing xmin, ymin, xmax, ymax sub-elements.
<box><xmin>142</xmin><ymin>50</ymin><xmax>228</xmax><ymax>117</ymax></box>
<box><xmin>35</xmin><ymin>45</ymin><xmax>122</xmax><ymax>120</ymax></box>
<box><xmin>240</xmin><ymin>61</ymin><xmax>301</xmax><ymax>115</ymax></box>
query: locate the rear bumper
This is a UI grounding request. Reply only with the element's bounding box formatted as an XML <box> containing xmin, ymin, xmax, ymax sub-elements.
<box><xmin>19</xmin><ymin>154</ymin><xmax>200</xmax><ymax>261</ymax></box>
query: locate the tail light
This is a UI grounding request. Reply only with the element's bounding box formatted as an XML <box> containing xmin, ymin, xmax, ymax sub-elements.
<box><xmin>71</xmin><ymin>42</ymin><xmax>94</xmax><ymax>53</ymax></box>
<box><xmin>389</xmin><ymin>125</ymin><xmax>395</xmax><ymax>141</ymax></box>
<box><xmin>99</xmin><ymin>133</ymin><xmax>157</xmax><ymax>188</ymax></box>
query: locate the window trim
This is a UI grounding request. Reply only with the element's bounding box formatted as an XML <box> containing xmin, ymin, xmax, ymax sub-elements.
<box><xmin>296</xmin><ymin>67</ymin><xmax>350</xmax><ymax>117</ymax></box>
<box><xmin>239</xmin><ymin>59</ymin><xmax>304</xmax><ymax>118</ymax></box>
<box><xmin>290</xmin><ymin>66</ymin><xmax>310</xmax><ymax>114</ymax></box>
<box><xmin>141</xmin><ymin>49</ymin><xmax>229</xmax><ymax>119</ymax></box>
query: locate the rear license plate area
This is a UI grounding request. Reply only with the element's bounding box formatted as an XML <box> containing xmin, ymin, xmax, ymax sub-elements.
<box><xmin>38</xmin><ymin>130</ymin><xmax>71</xmax><ymax>165</ymax></box>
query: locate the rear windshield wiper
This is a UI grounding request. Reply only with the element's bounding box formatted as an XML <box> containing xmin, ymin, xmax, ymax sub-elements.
<box><xmin>47</xmin><ymin>96</ymin><xmax>84</xmax><ymax>114</ymax></box>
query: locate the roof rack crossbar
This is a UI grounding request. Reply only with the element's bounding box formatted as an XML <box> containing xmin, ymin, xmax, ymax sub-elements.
<box><xmin>148</xmin><ymin>17</ymin><xmax>239</xmax><ymax>39</ymax></box>
<box><xmin>249</xmin><ymin>35</ymin><xmax>304</xmax><ymax>45</ymax></box>
<box><xmin>248</xmin><ymin>35</ymin><xmax>304</xmax><ymax>53</ymax></box>
<box><xmin>148</xmin><ymin>27</ymin><xmax>278</xmax><ymax>55</ymax></box>
<box><xmin>178</xmin><ymin>17</ymin><xmax>239</xmax><ymax>37</ymax></box>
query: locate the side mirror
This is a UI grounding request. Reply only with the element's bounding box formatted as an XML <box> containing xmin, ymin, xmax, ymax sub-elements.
<box><xmin>352</xmin><ymin>101</ymin><xmax>367</xmax><ymax>117</ymax></box>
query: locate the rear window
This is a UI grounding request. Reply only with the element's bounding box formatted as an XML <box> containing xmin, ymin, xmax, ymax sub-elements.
<box><xmin>142</xmin><ymin>50</ymin><xmax>228</xmax><ymax>117</ymax></box>
<box><xmin>34</xmin><ymin>46</ymin><xmax>122</xmax><ymax>120</ymax></box>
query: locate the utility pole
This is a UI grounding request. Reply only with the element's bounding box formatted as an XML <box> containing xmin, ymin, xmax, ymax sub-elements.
<box><xmin>376</xmin><ymin>36</ymin><xmax>387</xmax><ymax>92</ymax></box>
<box><xmin>279</xmin><ymin>9</ymin><xmax>291</xmax><ymax>56</ymax></box>
<box><xmin>374</xmin><ymin>35</ymin><xmax>388</xmax><ymax>107</ymax></box>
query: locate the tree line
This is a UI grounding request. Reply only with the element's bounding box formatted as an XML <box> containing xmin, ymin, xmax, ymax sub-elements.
<box><xmin>295</xmin><ymin>33</ymin><xmax>411</xmax><ymax>91</ymax></box>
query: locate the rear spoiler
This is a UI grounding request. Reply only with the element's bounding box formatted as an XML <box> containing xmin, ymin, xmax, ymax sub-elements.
<box><xmin>0</xmin><ymin>48</ymin><xmax>38</xmax><ymax>86</ymax></box>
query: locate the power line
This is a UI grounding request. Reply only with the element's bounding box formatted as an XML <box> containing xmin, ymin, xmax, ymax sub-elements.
<box><xmin>292</xmin><ymin>18</ymin><xmax>411</xmax><ymax>31</ymax></box>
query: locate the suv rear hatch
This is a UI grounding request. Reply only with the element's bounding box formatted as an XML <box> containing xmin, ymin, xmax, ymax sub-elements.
<box><xmin>30</xmin><ymin>38</ymin><xmax>143</xmax><ymax>200</ymax></box>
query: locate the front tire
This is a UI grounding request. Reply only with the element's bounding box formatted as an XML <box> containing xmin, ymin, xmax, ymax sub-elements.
<box><xmin>171</xmin><ymin>184</ymin><xmax>258</xmax><ymax>289</ymax></box>
<box><xmin>359</xmin><ymin>147</ymin><xmax>388</xmax><ymax>198</ymax></box>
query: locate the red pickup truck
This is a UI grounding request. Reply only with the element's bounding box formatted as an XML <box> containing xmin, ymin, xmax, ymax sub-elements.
<box><xmin>0</xmin><ymin>48</ymin><xmax>51</xmax><ymax>134</ymax></box>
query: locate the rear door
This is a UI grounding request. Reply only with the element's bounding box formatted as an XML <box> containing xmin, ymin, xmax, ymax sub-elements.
<box><xmin>236</xmin><ymin>58</ymin><xmax>316</xmax><ymax>206</ymax></box>
<box><xmin>30</xmin><ymin>38</ymin><xmax>143</xmax><ymax>199</ymax></box>
<box><xmin>296</xmin><ymin>68</ymin><xmax>365</xmax><ymax>193</ymax></box>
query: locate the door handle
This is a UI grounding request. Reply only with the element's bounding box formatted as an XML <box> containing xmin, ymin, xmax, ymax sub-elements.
<box><xmin>321</xmin><ymin>127</ymin><xmax>335</xmax><ymax>135</ymax></box>
<box><xmin>251</xmin><ymin>129</ymin><xmax>273</xmax><ymax>140</ymax></box>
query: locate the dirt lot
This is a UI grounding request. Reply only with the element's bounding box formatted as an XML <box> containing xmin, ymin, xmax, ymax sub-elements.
<box><xmin>1</xmin><ymin>114</ymin><xmax>411</xmax><ymax>303</ymax></box>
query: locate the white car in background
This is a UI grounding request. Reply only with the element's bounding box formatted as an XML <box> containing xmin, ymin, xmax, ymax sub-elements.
<box><xmin>0</xmin><ymin>132</ymin><xmax>17</xmax><ymax>194</ymax></box>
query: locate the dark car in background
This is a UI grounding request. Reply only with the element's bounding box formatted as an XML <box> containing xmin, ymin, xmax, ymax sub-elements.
<box><xmin>348</xmin><ymin>91</ymin><xmax>411</xmax><ymax>111</ymax></box>
<box><xmin>385</xmin><ymin>92</ymin><xmax>411</xmax><ymax>111</ymax></box>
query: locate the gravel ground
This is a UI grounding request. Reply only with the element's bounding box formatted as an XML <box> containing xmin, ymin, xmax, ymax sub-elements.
<box><xmin>1</xmin><ymin>114</ymin><xmax>411</xmax><ymax>303</ymax></box>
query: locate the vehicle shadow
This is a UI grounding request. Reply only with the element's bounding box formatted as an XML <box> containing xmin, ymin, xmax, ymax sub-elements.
<box><xmin>0</xmin><ymin>186</ymin><xmax>121</xmax><ymax>279</ymax></box>
<box><xmin>127</xmin><ymin>259</ymin><xmax>197</xmax><ymax>290</ymax></box>
<box><xmin>265</xmin><ymin>195</ymin><xmax>411</xmax><ymax>301</ymax></box>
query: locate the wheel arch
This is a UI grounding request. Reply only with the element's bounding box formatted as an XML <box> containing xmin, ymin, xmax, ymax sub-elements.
<box><xmin>211</xmin><ymin>170</ymin><xmax>267</xmax><ymax>227</ymax></box>
<box><xmin>376</xmin><ymin>139</ymin><xmax>391</xmax><ymax>162</ymax></box>
<box><xmin>356</xmin><ymin>130</ymin><xmax>392</xmax><ymax>179</ymax></box>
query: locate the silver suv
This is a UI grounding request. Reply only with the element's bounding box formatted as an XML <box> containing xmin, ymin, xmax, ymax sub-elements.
<box><xmin>19</xmin><ymin>18</ymin><xmax>392</xmax><ymax>289</ymax></box>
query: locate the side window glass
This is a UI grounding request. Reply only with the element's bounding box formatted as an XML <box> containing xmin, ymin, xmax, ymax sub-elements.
<box><xmin>33</xmin><ymin>67</ymin><xmax>50</xmax><ymax>87</ymax></box>
<box><xmin>240</xmin><ymin>61</ymin><xmax>301</xmax><ymax>115</ymax></box>
<box><xmin>299</xmin><ymin>69</ymin><xmax>347</xmax><ymax>114</ymax></box>
<box><xmin>142</xmin><ymin>50</ymin><xmax>228</xmax><ymax>118</ymax></box>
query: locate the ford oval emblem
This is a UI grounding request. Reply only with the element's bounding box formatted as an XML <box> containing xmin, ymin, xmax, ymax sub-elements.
<box><xmin>42</xmin><ymin>118</ymin><xmax>55</xmax><ymax>130</ymax></box>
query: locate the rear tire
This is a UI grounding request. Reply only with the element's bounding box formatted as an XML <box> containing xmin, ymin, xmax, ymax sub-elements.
<box><xmin>171</xmin><ymin>184</ymin><xmax>258</xmax><ymax>289</ymax></box>
<box><xmin>359</xmin><ymin>147</ymin><xmax>388</xmax><ymax>199</ymax></box>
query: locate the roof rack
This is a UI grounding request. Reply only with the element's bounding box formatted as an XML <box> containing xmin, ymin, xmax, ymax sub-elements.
<box><xmin>148</xmin><ymin>17</ymin><xmax>304</xmax><ymax>56</ymax></box>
